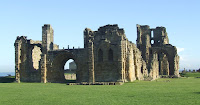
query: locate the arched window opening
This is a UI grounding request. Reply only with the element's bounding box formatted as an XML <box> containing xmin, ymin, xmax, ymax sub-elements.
<box><xmin>151</xmin><ymin>40</ymin><xmax>154</xmax><ymax>44</ymax></box>
<box><xmin>64</xmin><ymin>59</ymin><xmax>77</xmax><ymax>81</ymax></box>
<box><xmin>141</xmin><ymin>65</ymin><xmax>143</xmax><ymax>73</ymax></box>
<box><xmin>98</xmin><ymin>49</ymin><xmax>103</xmax><ymax>62</ymax></box>
<box><xmin>151</xmin><ymin>30</ymin><xmax>154</xmax><ymax>38</ymax></box>
<box><xmin>108</xmin><ymin>48</ymin><xmax>113</xmax><ymax>61</ymax></box>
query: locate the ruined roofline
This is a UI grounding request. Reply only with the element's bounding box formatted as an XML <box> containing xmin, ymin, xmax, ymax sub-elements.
<box><xmin>16</xmin><ymin>36</ymin><xmax>27</xmax><ymax>40</ymax></box>
<box><xmin>84</xmin><ymin>28</ymin><xmax>92</xmax><ymax>31</ymax></box>
<box><xmin>97</xmin><ymin>24</ymin><xmax>124</xmax><ymax>31</ymax></box>
<box><xmin>15</xmin><ymin>36</ymin><xmax>42</xmax><ymax>44</ymax></box>
<box><xmin>43</xmin><ymin>24</ymin><xmax>52</xmax><ymax>27</ymax></box>
<box><xmin>85</xmin><ymin>24</ymin><xmax>126</xmax><ymax>37</ymax></box>
<box><xmin>137</xmin><ymin>24</ymin><xmax>150</xmax><ymax>27</ymax></box>
<box><xmin>137</xmin><ymin>24</ymin><xmax>166</xmax><ymax>30</ymax></box>
<box><xmin>42</xmin><ymin>24</ymin><xmax>54</xmax><ymax>31</ymax></box>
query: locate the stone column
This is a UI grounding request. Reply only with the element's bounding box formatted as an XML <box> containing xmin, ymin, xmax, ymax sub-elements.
<box><xmin>41</xmin><ymin>54</ymin><xmax>47</xmax><ymax>83</ymax></box>
<box><xmin>127</xmin><ymin>46</ymin><xmax>135</xmax><ymax>82</ymax></box>
<box><xmin>14</xmin><ymin>41</ymin><xmax>21</xmax><ymax>83</ymax></box>
<box><xmin>88</xmin><ymin>40</ymin><xmax>95</xmax><ymax>83</ymax></box>
<box><xmin>174</xmin><ymin>54</ymin><xmax>180</xmax><ymax>77</ymax></box>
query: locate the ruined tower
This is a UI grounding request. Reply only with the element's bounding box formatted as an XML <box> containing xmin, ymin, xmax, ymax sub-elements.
<box><xmin>137</xmin><ymin>24</ymin><xmax>179</xmax><ymax>77</ymax></box>
<box><xmin>152</xmin><ymin>27</ymin><xmax>169</xmax><ymax>45</ymax></box>
<box><xmin>84</xmin><ymin>28</ymin><xmax>95</xmax><ymax>83</ymax></box>
<box><xmin>42</xmin><ymin>24</ymin><xmax>54</xmax><ymax>54</ymax></box>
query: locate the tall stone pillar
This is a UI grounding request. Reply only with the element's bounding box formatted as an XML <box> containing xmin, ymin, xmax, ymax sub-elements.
<box><xmin>41</xmin><ymin>54</ymin><xmax>47</xmax><ymax>83</ymax></box>
<box><xmin>136</xmin><ymin>25</ymin><xmax>151</xmax><ymax>70</ymax></box>
<box><xmin>88</xmin><ymin>40</ymin><xmax>95</xmax><ymax>83</ymax></box>
<box><xmin>84</xmin><ymin>28</ymin><xmax>95</xmax><ymax>83</ymax></box>
<box><xmin>14</xmin><ymin>41</ymin><xmax>21</xmax><ymax>83</ymax></box>
<box><xmin>127</xmin><ymin>46</ymin><xmax>135</xmax><ymax>82</ymax></box>
<box><xmin>174</xmin><ymin>54</ymin><xmax>180</xmax><ymax>77</ymax></box>
<box><xmin>41</xmin><ymin>24</ymin><xmax>53</xmax><ymax>83</ymax></box>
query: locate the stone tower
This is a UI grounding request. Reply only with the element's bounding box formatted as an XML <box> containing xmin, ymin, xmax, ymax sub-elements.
<box><xmin>41</xmin><ymin>24</ymin><xmax>54</xmax><ymax>83</ymax></box>
<box><xmin>42</xmin><ymin>24</ymin><xmax>54</xmax><ymax>54</ymax></box>
<box><xmin>84</xmin><ymin>28</ymin><xmax>95</xmax><ymax>83</ymax></box>
<box><xmin>136</xmin><ymin>25</ymin><xmax>151</xmax><ymax>69</ymax></box>
<box><xmin>137</xmin><ymin>24</ymin><xmax>179</xmax><ymax>77</ymax></box>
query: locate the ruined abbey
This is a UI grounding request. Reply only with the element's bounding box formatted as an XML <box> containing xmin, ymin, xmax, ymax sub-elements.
<box><xmin>14</xmin><ymin>24</ymin><xmax>179</xmax><ymax>83</ymax></box>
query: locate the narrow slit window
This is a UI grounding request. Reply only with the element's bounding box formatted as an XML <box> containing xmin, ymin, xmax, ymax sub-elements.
<box><xmin>108</xmin><ymin>49</ymin><xmax>113</xmax><ymax>61</ymax></box>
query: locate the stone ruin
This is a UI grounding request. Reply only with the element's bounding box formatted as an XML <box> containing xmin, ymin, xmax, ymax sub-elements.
<box><xmin>14</xmin><ymin>24</ymin><xmax>179</xmax><ymax>83</ymax></box>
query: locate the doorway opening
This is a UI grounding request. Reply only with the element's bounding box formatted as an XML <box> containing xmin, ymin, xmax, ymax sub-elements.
<box><xmin>64</xmin><ymin>59</ymin><xmax>77</xmax><ymax>81</ymax></box>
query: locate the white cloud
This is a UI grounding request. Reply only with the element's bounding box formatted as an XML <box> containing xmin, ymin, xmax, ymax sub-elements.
<box><xmin>177</xmin><ymin>47</ymin><xmax>184</xmax><ymax>53</ymax></box>
<box><xmin>179</xmin><ymin>56</ymin><xmax>185</xmax><ymax>61</ymax></box>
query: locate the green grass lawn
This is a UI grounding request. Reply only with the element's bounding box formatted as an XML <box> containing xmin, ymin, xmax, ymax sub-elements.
<box><xmin>0</xmin><ymin>77</ymin><xmax>200</xmax><ymax>105</ymax></box>
<box><xmin>180</xmin><ymin>72</ymin><xmax>200</xmax><ymax>77</ymax></box>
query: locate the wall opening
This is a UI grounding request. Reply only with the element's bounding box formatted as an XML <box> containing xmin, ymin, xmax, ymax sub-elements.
<box><xmin>158</xmin><ymin>52</ymin><xmax>169</xmax><ymax>75</ymax></box>
<box><xmin>141</xmin><ymin>65</ymin><xmax>143</xmax><ymax>73</ymax></box>
<box><xmin>32</xmin><ymin>46</ymin><xmax>42</xmax><ymax>70</ymax></box>
<box><xmin>151</xmin><ymin>40</ymin><xmax>154</xmax><ymax>44</ymax></box>
<box><xmin>108</xmin><ymin>48</ymin><xmax>113</xmax><ymax>61</ymax></box>
<box><xmin>64</xmin><ymin>59</ymin><xmax>77</xmax><ymax>81</ymax></box>
<box><xmin>151</xmin><ymin>30</ymin><xmax>154</xmax><ymax>38</ymax></box>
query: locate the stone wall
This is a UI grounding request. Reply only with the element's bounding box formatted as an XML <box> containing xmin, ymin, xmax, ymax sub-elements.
<box><xmin>14</xmin><ymin>36</ymin><xmax>42</xmax><ymax>82</ymax></box>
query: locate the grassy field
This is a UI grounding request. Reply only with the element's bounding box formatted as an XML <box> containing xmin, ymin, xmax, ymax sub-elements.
<box><xmin>0</xmin><ymin>77</ymin><xmax>200</xmax><ymax>105</ymax></box>
<box><xmin>180</xmin><ymin>72</ymin><xmax>200</xmax><ymax>77</ymax></box>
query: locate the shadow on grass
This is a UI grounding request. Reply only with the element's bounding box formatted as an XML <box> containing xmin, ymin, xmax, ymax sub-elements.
<box><xmin>0</xmin><ymin>76</ymin><xmax>15</xmax><ymax>83</ymax></box>
<box><xmin>49</xmin><ymin>80</ymin><xmax>76</xmax><ymax>84</ymax></box>
<box><xmin>65</xmin><ymin>80</ymin><xmax>76</xmax><ymax>83</ymax></box>
<box><xmin>126</xmin><ymin>95</ymin><xmax>135</xmax><ymax>97</ymax></box>
<box><xmin>0</xmin><ymin>77</ymin><xmax>76</xmax><ymax>84</ymax></box>
<box><xmin>194</xmin><ymin>92</ymin><xmax>200</xmax><ymax>94</ymax></box>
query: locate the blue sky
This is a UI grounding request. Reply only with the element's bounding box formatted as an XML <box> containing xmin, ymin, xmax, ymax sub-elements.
<box><xmin>0</xmin><ymin>0</ymin><xmax>200</xmax><ymax>72</ymax></box>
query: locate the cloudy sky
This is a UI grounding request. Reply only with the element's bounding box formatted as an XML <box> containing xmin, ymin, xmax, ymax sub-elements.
<box><xmin>0</xmin><ymin>0</ymin><xmax>199</xmax><ymax>72</ymax></box>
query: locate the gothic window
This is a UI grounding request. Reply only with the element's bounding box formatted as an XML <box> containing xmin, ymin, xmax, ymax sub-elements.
<box><xmin>98</xmin><ymin>49</ymin><xmax>103</xmax><ymax>62</ymax></box>
<box><xmin>141</xmin><ymin>65</ymin><xmax>143</xmax><ymax>73</ymax></box>
<box><xmin>108</xmin><ymin>48</ymin><xmax>113</xmax><ymax>61</ymax></box>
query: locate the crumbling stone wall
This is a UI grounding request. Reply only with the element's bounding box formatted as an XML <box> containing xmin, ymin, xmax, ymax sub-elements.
<box><xmin>137</xmin><ymin>24</ymin><xmax>179</xmax><ymax>78</ymax></box>
<box><xmin>14</xmin><ymin>36</ymin><xmax>42</xmax><ymax>82</ymax></box>
<box><xmin>14</xmin><ymin>24</ymin><xmax>179</xmax><ymax>83</ymax></box>
<box><xmin>83</xmin><ymin>25</ymin><xmax>146</xmax><ymax>82</ymax></box>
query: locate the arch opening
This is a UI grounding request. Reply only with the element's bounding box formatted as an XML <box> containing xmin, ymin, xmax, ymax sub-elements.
<box><xmin>158</xmin><ymin>52</ymin><xmax>170</xmax><ymax>76</ymax></box>
<box><xmin>151</xmin><ymin>40</ymin><xmax>154</xmax><ymax>44</ymax></box>
<box><xmin>64</xmin><ymin>59</ymin><xmax>77</xmax><ymax>81</ymax></box>
<box><xmin>51</xmin><ymin>52</ymin><xmax>78</xmax><ymax>83</ymax></box>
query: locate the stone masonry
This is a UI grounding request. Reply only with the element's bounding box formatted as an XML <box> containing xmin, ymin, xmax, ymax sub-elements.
<box><xmin>14</xmin><ymin>24</ymin><xmax>179</xmax><ymax>83</ymax></box>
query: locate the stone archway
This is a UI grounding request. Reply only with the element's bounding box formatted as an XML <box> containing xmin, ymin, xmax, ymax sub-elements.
<box><xmin>158</xmin><ymin>52</ymin><xmax>169</xmax><ymax>75</ymax></box>
<box><xmin>154</xmin><ymin>49</ymin><xmax>172</xmax><ymax>76</ymax></box>
<box><xmin>64</xmin><ymin>59</ymin><xmax>77</xmax><ymax>81</ymax></box>
<box><xmin>48</xmin><ymin>51</ymin><xmax>78</xmax><ymax>83</ymax></box>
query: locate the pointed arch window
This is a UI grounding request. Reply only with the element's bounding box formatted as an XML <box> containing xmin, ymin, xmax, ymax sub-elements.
<box><xmin>108</xmin><ymin>48</ymin><xmax>113</xmax><ymax>61</ymax></box>
<box><xmin>98</xmin><ymin>49</ymin><xmax>103</xmax><ymax>62</ymax></box>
